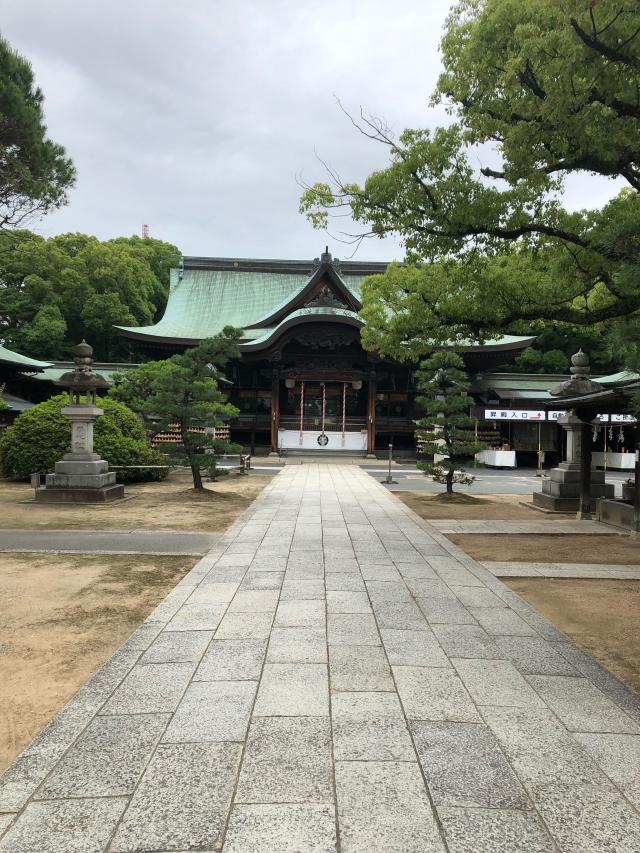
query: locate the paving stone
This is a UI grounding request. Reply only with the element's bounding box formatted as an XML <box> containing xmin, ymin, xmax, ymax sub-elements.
<box><xmin>253</xmin><ymin>663</ymin><xmax>329</xmax><ymax>716</ymax></box>
<box><xmin>437</xmin><ymin>806</ymin><xmax>556</xmax><ymax>853</ymax></box>
<box><xmin>329</xmin><ymin>645</ymin><xmax>393</xmax><ymax>691</ymax></box>
<box><xmin>358</xmin><ymin>564</ymin><xmax>402</xmax><ymax>581</ymax></box>
<box><xmin>335</xmin><ymin>760</ymin><xmax>446</xmax><ymax>853</ymax></box>
<box><xmin>364</xmin><ymin>581</ymin><xmax>411</xmax><ymax>603</ymax></box>
<box><xmin>481</xmin><ymin>706</ymin><xmax>608</xmax><ymax>788</ymax></box>
<box><xmin>431</xmin><ymin>624</ymin><xmax>503</xmax><ymax>660</ymax></box>
<box><xmin>327</xmin><ymin>613</ymin><xmax>381</xmax><ymax>646</ymax></box>
<box><xmin>0</xmin><ymin>754</ymin><xmax>54</xmax><ymax>813</ymax></box>
<box><xmin>280</xmin><ymin>579</ymin><xmax>325</xmax><ymax>599</ymax></box>
<box><xmin>553</xmin><ymin>643</ymin><xmax>640</xmax><ymax>725</ymax></box>
<box><xmin>163</xmin><ymin>680</ymin><xmax>257</xmax><ymax>742</ymax></box>
<box><xmin>0</xmin><ymin>798</ymin><xmax>127</xmax><ymax>853</ymax></box>
<box><xmin>450</xmin><ymin>586</ymin><xmax>506</xmax><ymax>608</ymax></box>
<box><xmin>325</xmin><ymin>573</ymin><xmax>365</xmax><ymax>591</ymax></box>
<box><xmin>435</xmin><ymin>567</ymin><xmax>484</xmax><ymax>587</ymax></box>
<box><xmin>188</xmin><ymin>582</ymin><xmax>239</xmax><ymax>604</ymax></box>
<box><xmin>453</xmin><ymin>659</ymin><xmax>546</xmax><ymax>709</ymax></box>
<box><xmin>573</xmin><ymin>732</ymin><xmax>640</xmax><ymax>809</ymax></box>
<box><xmin>394</xmin><ymin>665</ymin><xmax>480</xmax><ymax>722</ymax></box>
<box><xmin>167</xmin><ymin>602</ymin><xmax>227</xmax><ymax>632</ymax></box>
<box><xmin>397</xmin><ymin>563</ymin><xmax>440</xmax><ymax>578</ymax></box>
<box><xmin>531</xmin><ymin>781</ymin><xmax>640</xmax><ymax>853</ymax></box>
<box><xmin>468</xmin><ymin>607</ymin><xmax>537</xmax><ymax>637</ymax></box>
<box><xmin>141</xmin><ymin>630</ymin><xmax>213</xmax><ymax>664</ymax></box>
<box><xmin>267</xmin><ymin>627</ymin><xmax>327</xmax><ymax>663</ymax></box>
<box><xmin>326</xmin><ymin>591</ymin><xmax>371</xmax><ymax>613</ymax></box>
<box><xmin>324</xmin><ymin>559</ymin><xmax>359</xmax><ymax>574</ymax></box>
<box><xmin>381</xmin><ymin>628</ymin><xmax>451</xmax><ymax>668</ymax></box>
<box><xmin>228</xmin><ymin>589</ymin><xmax>280</xmax><ymax>612</ymax></box>
<box><xmin>235</xmin><ymin>717</ymin><xmax>332</xmax><ymax>803</ymax></box>
<box><xmin>275</xmin><ymin>599</ymin><xmax>326</xmax><ymax>627</ymax></box>
<box><xmin>110</xmin><ymin>742</ymin><xmax>241</xmax><ymax>852</ymax></box>
<box><xmin>100</xmin><ymin>662</ymin><xmax>195</xmax><ymax>715</ymax></box>
<box><xmin>223</xmin><ymin>803</ymin><xmax>337</xmax><ymax>853</ymax></box>
<box><xmin>240</xmin><ymin>571</ymin><xmax>285</xmax><ymax>590</ymax></box>
<box><xmin>331</xmin><ymin>691</ymin><xmax>414</xmax><ymax>761</ymax></box>
<box><xmin>215</xmin><ymin>612</ymin><xmax>274</xmax><ymax>639</ymax></box>
<box><xmin>194</xmin><ymin>639</ymin><xmax>266</xmax><ymax>680</ymax></box>
<box><xmin>332</xmin><ymin>690</ymin><xmax>403</xmax><ymax>719</ymax></box>
<box><xmin>404</xmin><ymin>577</ymin><xmax>456</xmax><ymax>598</ymax></box>
<box><xmin>372</xmin><ymin>600</ymin><xmax>428</xmax><ymax>631</ymax></box>
<box><xmin>34</xmin><ymin>713</ymin><xmax>168</xmax><ymax>799</ymax></box>
<box><xmin>526</xmin><ymin>675</ymin><xmax>639</xmax><ymax>733</ymax></box>
<box><xmin>0</xmin><ymin>816</ymin><xmax>13</xmax><ymax>836</ymax></box>
<box><xmin>411</xmin><ymin>720</ymin><xmax>529</xmax><ymax>809</ymax></box>
<box><xmin>416</xmin><ymin>597</ymin><xmax>476</xmax><ymax>625</ymax></box>
<box><xmin>495</xmin><ymin>637</ymin><xmax>579</xmax><ymax>676</ymax></box>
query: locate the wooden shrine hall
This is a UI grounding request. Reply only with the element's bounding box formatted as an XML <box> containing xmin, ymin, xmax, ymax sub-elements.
<box><xmin>116</xmin><ymin>250</ymin><xmax>535</xmax><ymax>455</ymax></box>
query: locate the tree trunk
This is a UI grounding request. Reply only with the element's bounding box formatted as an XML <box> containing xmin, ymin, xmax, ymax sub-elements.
<box><xmin>446</xmin><ymin>466</ymin><xmax>454</xmax><ymax>494</ymax></box>
<box><xmin>191</xmin><ymin>462</ymin><xmax>203</xmax><ymax>490</ymax></box>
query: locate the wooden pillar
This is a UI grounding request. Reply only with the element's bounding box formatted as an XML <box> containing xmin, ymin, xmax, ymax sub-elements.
<box><xmin>577</xmin><ymin>421</ymin><xmax>592</xmax><ymax>519</ymax></box>
<box><xmin>270</xmin><ymin>368</ymin><xmax>280</xmax><ymax>454</ymax></box>
<box><xmin>367</xmin><ymin>371</ymin><xmax>376</xmax><ymax>456</ymax></box>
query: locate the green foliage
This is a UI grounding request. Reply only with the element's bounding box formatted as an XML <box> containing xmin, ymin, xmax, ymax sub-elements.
<box><xmin>0</xmin><ymin>230</ymin><xmax>180</xmax><ymax>360</ymax></box>
<box><xmin>301</xmin><ymin>0</ymin><xmax>640</xmax><ymax>364</ymax></box>
<box><xmin>415</xmin><ymin>351</ymin><xmax>485</xmax><ymax>494</ymax></box>
<box><xmin>117</xmin><ymin>329</ymin><xmax>242</xmax><ymax>490</ymax></box>
<box><xmin>0</xmin><ymin>393</ymin><xmax>168</xmax><ymax>482</ymax></box>
<box><xmin>0</xmin><ymin>35</ymin><xmax>75</xmax><ymax>228</ymax></box>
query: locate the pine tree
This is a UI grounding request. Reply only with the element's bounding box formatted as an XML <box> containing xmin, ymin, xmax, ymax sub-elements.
<box><xmin>416</xmin><ymin>351</ymin><xmax>485</xmax><ymax>495</ymax></box>
<box><xmin>137</xmin><ymin>329</ymin><xmax>242</xmax><ymax>490</ymax></box>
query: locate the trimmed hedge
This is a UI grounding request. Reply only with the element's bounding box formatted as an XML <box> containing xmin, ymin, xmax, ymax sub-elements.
<box><xmin>0</xmin><ymin>394</ymin><xmax>168</xmax><ymax>482</ymax></box>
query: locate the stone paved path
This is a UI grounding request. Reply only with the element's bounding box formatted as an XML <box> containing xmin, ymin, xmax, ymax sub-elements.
<box><xmin>0</xmin><ymin>529</ymin><xmax>220</xmax><ymax>556</ymax></box>
<box><xmin>1</xmin><ymin>465</ymin><xmax>640</xmax><ymax>852</ymax></box>
<box><xmin>429</xmin><ymin>519</ymin><xmax>621</xmax><ymax>534</ymax></box>
<box><xmin>483</xmin><ymin>560</ymin><xmax>640</xmax><ymax>579</ymax></box>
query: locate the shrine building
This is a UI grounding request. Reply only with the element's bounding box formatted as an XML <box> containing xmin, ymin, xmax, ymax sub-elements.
<box><xmin>115</xmin><ymin>249</ymin><xmax>535</xmax><ymax>456</ymax></box>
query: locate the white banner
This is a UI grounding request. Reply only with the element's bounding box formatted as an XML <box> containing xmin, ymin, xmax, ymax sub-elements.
<box><xmin>484</xmin><ymin>409</ymin><xmax>544</xmax><ymax>421</ymax></box>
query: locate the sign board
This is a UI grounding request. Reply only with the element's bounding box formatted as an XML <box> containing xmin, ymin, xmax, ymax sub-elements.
<box><xmin>485</xmin><ymin>410</ymin><xmax>637</xmax><ymax>423</ymax></box>
<box><xmin>484</xmin><ymin>410</ymin><xmax>545</xmax><ymax>421</ymax></box>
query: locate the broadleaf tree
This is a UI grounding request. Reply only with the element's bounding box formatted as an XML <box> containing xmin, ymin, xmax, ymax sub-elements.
<box><xmin>300</xmin><ymin>0</ymin><xmax>640</xmax><ymax>362</ymax></box>
<box><xmin>0</xmin><ymin>36</ymin><xmax>75</xmax><ymax>228</ymax></box>
<box><xmin>114</xmin><ymin>329</ymin><xmax>242</xmax><ymax>491</ymax></box>
<box><xmin>416</xmin><ymin>351</ymin><xmax>485</xmax><ymax>494</ymax></box>
<box><xmin>0</xmin><ymin>230</ymin><xmax>180</xmax><ymax>360</ymax></box>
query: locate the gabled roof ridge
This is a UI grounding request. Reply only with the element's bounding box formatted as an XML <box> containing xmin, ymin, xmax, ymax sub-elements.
<box><xmin>181</xmin><ymin>255</ymin><xmax>389</xmax><ymax>276</ymax></box>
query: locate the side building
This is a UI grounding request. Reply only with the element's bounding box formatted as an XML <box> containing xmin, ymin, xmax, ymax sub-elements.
<box><xmin>116</xmin><ymin>250</ymin><xmax>534</xmax><ymax>456</ymax></box>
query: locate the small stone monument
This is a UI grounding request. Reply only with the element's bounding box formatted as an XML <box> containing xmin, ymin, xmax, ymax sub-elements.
<box><xmin>35</xmin><ymin>341</ymin><xmax>125</xmax><ymax>503</ymax></box>
<box><xmin>533</xmin><ymin>350</ymin><xmax>613</xmax><ymax>512</ymax></box>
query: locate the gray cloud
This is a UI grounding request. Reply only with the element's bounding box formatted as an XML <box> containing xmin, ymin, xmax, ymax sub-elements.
<box><xmin>2</xmin><ymin>0</ymin><xmax>622</xmax><ymax>260</ymax></box>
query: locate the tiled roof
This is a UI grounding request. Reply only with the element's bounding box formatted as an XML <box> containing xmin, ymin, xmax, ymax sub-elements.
<box><xmin>0</xmin><ymin>344</ymin><xmax>51</xmax><ymax>371</ymax></box>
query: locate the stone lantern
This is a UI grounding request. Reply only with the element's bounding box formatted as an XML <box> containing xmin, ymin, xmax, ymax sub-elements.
<box><xmin>533</xmin><ymin>350</ymin><xmax>614</xmax><ymax>513</ymax></box>
<box><xmin>36</xmin><ymin>341</ymin><xmax>125</xmax><ymax>502</ymax></box>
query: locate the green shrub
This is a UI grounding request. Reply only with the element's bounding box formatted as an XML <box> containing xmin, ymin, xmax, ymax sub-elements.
<box><xmin>0</xmin><ymin>394</ymin><xmax>168</xmax><ymax>482</ymax></box>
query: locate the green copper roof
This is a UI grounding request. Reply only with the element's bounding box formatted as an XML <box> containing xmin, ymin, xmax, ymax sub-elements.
<box><xmin>34</xmin><ymin>362</ymin><xmax>140</xmax><ymax>383</ymax></box>
<box><xmin>0</xmin><ymin>344</ymin><xmax>51</xmax><ymax>371</ymax></box>
<box><xmin>242</xmin><ymin>307</ymin><xmax>363</xmax><ymax>351</ymax></box>
<box><xmin>117</xmin><ymin>263</ymin><xmax>369</xmax><ymax>344</ymax></box>
<box><xmin>115</xmin><ymin>255</ymin><xmax>534</xmax><ymax>356</ymax></box>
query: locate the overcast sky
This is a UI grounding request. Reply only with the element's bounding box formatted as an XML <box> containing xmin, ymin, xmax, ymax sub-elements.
<box><xmin>3</xmin><ymin>0</ymin><xmax>624</xmax><ymax>262</ymax></box>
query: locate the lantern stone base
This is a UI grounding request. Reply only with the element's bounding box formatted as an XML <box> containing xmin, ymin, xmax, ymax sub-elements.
<box><xmin>533</xmin><ymin>464</ymin><xmax>614</xmax><ymax>512</ymax></box>
<box><xmin>35</xmin><ymin>483</ymin><xmax>124</xmax><ymax>503</ymax></box>
<box><xmin>36</xmin><ymin>458</ymin><xmax>124</xmax><ymax>503</ymax></box>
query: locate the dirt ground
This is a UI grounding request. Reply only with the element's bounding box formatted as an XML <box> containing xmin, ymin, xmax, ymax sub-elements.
<box><xmin>507</xmin><ymin>578</ymin><xmax>640</xmax><ymax>692</ymax></box>
<box><xmin>0</xmin><ymin>468</ymin><xmax>271</xmax><ymax>532</ymax></box>
<box><xmin>398</xmin><ymin>492</ymin><xmax>542</xmax><ymax>521</ymax></box>
<box><xmin>0</xmin><ymin>552</ymin><xmax>193</xmax><ymax>773</ymax></box>
<box><xmin>447</xmin><ymin>533</ymin><xmax>640</xmax><ymax>565</ymax></box>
